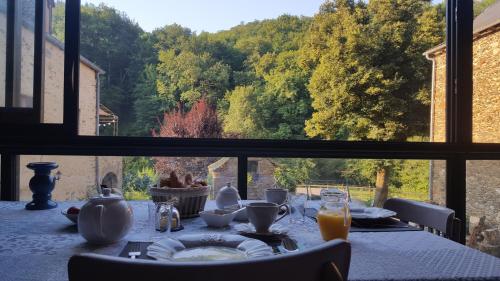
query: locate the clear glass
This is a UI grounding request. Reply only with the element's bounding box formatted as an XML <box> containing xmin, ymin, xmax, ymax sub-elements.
<box><xmin>76</xmin><ymin>0</ymin><xmax>445</xmax><ymax>141</ymax></box>
<box><xmin>18</xmin><ymin>155</ymin><xmax>232</xmax><ymax>202</ymax></box>
<box><xmin>466</xmin><ymin>160</ymin><xmax>500</xmax><ymax>257</ymax></box>
<box><xmin>287</xmin><ymin>191</ymin><xmax>307</xmax><ymax>224</ymax></box>
<box><xmin>248</xmin><ymin>157</ymin><xmax>444</xmax><ymax>207</ymax></box>
<box><xmin>471</xmin><ymin>1</ymin><xmax>499</xmax><ymax>143</ymax></box>
<box><xmin>42</xmin><ymin>0</ymin><xmax>65</xmax><ymax>124</ymax></box>
<box><xmin>0</xmin><ymin>0</ymin><xmax>65</xmax><ymax>121</ymax></box>
<box><xmin>317</xmin><ymin>187</ymin><xmax>351</xmax><ymax>241</ymax></box>
<box><xmin>16</xmin><ymin>0</ymin><xmax>36</xmax><ymax>108</ymax></box>
<box><xmin>0</xmin><ymin>0</ymin><xmax>6</xmax><ymax>107</ymax></box>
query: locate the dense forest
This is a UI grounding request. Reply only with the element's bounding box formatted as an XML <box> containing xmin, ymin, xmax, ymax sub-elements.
<box><xmin>51</xmin><ymin>0</ymin><xmax>494</xmax><ymax>204</ymax></box>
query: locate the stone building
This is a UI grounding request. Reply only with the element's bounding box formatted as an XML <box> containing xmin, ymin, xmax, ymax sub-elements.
<box><xmin>208</xmin><ymin>158</ymin><xmax>276</xmax><ymax>199</ymax></box>
<box><xmin>0</xmin><ymin>1</ymin><xmax>122</xmax><ymax>200</ymax></box>
<box><xmin>425</xmin><ymin>2</ymin><xmax>500</xmax><ymax>255</ymax></box>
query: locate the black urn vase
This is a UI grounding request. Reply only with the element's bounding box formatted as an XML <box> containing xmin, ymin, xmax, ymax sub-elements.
<box><xmin>25</xmin><ymin>162</ymin><xmax>59</xmax><ymax>210</ymax></box>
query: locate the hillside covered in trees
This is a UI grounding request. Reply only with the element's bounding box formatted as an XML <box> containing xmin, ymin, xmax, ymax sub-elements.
<box><xmin>52</xmin><ymin>0</ymin><xmax>490</xmax><ymax>203</ymax></box>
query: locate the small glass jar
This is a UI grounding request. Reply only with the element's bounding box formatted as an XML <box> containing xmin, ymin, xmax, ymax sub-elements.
<box><xmin>155</xmin><ymin>202</ymin><xmax>174</xmax><ymax>233</ymax></box>
<box><xmin>317</xmin><ymin>188</ymin><xmax>351</xmax><ymax>241</ymax></box>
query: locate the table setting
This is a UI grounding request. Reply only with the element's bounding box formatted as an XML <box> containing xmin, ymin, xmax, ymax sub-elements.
<box><xmin>1</xmin><ymin>172</ymin><xmax>500</xmax><ymax>281</ymax></box>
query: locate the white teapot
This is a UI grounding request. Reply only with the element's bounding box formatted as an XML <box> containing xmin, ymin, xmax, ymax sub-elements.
<box><xmin>215</xmin><ymin>183</ymin><xmax>241</xmax><ymax>209</ymax></box>
<box><xmin>78</xmin><ymin>188</ymin><xmax>133</xmax><ymax>245</ymax></box>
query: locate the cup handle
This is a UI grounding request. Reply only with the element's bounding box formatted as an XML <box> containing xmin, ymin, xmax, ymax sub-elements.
<box><xmin>275</xmin><ymin>204</ymin><xmax>289</xmax><ymax>223</ymax></box>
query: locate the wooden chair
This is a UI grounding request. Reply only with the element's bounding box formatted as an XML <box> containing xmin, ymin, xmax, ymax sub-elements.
<box><xmin>384</xmin><ymin>198</ymin><xmax>461</xmax><ymax>242</ymax></box>
<box><xmin>68</xmin><ymin>239</ymin><xmax>351</xmax><ymax>281</ymax></box>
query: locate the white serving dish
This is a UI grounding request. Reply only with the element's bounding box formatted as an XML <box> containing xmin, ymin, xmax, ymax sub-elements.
<box><xmin>199</xmin><ymin>209</ymin><xmax>238</xmax><ymax>228</ymax></box>
<box><xmin>147</xmin><ymin>234</ymin><xmax>273</xmax><ymax>262</ymax></box>
<box><xmin>234</xmin><ymin>206</ymin><xmax>248</xmax><ymax>221</ymax></box>
<box><xmin>350</xmin><ymin>207</ymin><xmax>397</xmax><ymax>219</ymax></box>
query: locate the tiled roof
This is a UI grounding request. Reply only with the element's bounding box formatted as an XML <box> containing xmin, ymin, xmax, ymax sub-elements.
<box><xmin>424</xmin><ymin>1</ymin><xmax>500</xmax><ymax>56</ymax></box>
<box><xmin>474</xmin><ymin>0</ymin><xmax>500</xmax><ymax>34</ymax></box>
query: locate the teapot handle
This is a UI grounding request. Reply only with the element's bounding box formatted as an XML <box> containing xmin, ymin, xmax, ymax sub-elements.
<box><xmin>95</xmin><ymin>204</ymin><xmax>104</xmax><ymax>238</ymax></box>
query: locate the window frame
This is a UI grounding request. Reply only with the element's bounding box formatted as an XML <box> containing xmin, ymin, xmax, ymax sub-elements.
<box><xmin>0</xmin><ymin>0</ymin><xmax>46</xmax><ymax>125</ymax></box>
<box><xmin>0</xmin><ymin>0</ymin><xmax>494</xmax><ymax>245</ymax></box>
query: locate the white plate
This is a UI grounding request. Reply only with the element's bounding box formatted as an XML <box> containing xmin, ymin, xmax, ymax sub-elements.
<box><xmin>147</xmin><ymin>234</ymin><xmax>273</xmax><ymax>262</ymax></box>
<box><xmin>350</xmin><ymin>207</ymin><xmax>397</xmax><ymax>219</ymax></box>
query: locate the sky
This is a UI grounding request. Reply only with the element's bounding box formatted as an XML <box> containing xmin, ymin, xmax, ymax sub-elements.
<box><xmin>81</xmin><ymin>0</ymin><xmax>326</xmax><ymax>33</ymax></box>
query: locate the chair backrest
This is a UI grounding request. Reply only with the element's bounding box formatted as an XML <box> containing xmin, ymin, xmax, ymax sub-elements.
<box><xmin>68</xmin><ymin>239</ymin><xmax>351</xmax><ymax>281</ymax></box>
<box><xmin>384</xmin><ymin>198</ymin><xmax>460</xmax><ymax>241</ymax></box>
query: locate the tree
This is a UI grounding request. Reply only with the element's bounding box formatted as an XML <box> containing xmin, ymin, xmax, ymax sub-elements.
<box><xmin>130</xmin><ymin>64</ymin><xmax>171</xmax><ymax>136</ymax></box>
<box><xmin>274</xmin><ymin>158</ymin><xmax>316</xmax><ymax>191</ymax></box>
<box><xmin>303</xmin><ymin>0</ymin><xmax>444</xmax><ymax>206</ymax></box>
<box><xmin>153</xmin><ymin>99</ymin><xmax>222</xmax><ymax>138</ymax></box>
<box><xmin>152</xmin><ymin>99</ymin><xmax>222</xmax><ymax>178</ymax></box>
<box><xmin>223</xmin><ymin>85</ymin><xmax>262</xmax><ymax>138</ymax></box>
<box><xmin>156</xmin><ymin>49</ymin><xmax>232</xmax><ymax>108</ymax></box>
<box><xmin>52</xmin><ymin>3</ymin><xmax>152</xmax><ymax>135</ymax></box>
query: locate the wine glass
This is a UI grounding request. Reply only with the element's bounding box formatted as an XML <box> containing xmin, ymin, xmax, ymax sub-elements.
<box><xmin>287</xmin><ymin>191</ymin><xmax>308</xmax><ymax>224</ymax></box>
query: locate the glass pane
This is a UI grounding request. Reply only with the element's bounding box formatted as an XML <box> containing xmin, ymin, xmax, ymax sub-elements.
<box><xmin>0</xmin><ymin>0</ymin><xmax>6</xmax><ymax>107</ymax></box>
<box><xmin>466</xmin><ymin>160</ymin><xmax>500</xmax><ymax>257</ymax></box>
<box><xmin>13</xmin><ymin>0</ymin><xmax>35</xmax><ymax>108</ymax></box>
<box><xmin>248</xmin><ymin>158</ymin><xmax>446</xmax><ymax>206</ymax></box>
<box><xmin>42</xmin><ymin>0</ymin><xmax>64</xmax><ymax>123</ymax></box>
<box><xmin>472</xmin><ymin>1</ymin><xmax>499</xmax><ymax>143</ymax></box>
<box><xmin>18</xmin><ymin>155</ymin><xmax>237</xmax><ymax>201</ymax></box>
<box><xmin>0</xmin><ymin>0</ymin><xmax>47</xmax><ymax>110</ymax></box>
<box><xmin>0</xmin><ymin>0</ymin><xmax>64</xmax><ymax>121</ymax></box>
<box><xmin>75</xmin><ymin>0</ymin><xmax>446</xmax><ymax>141</ymax></box>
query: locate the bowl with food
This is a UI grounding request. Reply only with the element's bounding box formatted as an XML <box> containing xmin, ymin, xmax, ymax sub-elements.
<box><xmin>61</xmin><ymin>206</ymin><xmax>80</xmax><ymax>224</ymax></box>
<box><xmin>150</xmin><ymin>171</ymin><xmax>210</xmax><ymax>218</ymax></box>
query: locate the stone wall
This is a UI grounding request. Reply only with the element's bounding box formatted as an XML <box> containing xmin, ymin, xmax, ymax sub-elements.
<box><xmin>247</xmin><ymin>158</ymin><xmax>276</xmax><ymax>200</ymax></box>
<box><xmin>20</xmin><ymin>156</ymin><xmax>97</xmax><ymax>201</ymax></box>
<box><xmin>19</xmin><ymin>155</ymin><xmax>123</xmax><ymax>201</ymax></box>
<box><xmin>98</xmin><ymin>156</ymin><xmax>123</xmax><ymax>190</ymax></box>
<box><xmin>209</xmin><ymin>158</ymin><xmax>276</xmax><ymax>200</ymax></box>
<box><xmin>428</xmin><ymin>26</ymin><xmax>500</xmax><ymax>255</ymax></box>
<box><xmin>210</xmin><ymin>158</ymin><xmax>238</xmax><ymax>199</ymax></box>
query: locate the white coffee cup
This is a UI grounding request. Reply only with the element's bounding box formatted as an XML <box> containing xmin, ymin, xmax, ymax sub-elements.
<box><xmin>246</xmin><ymin>202</ymin><xmax>288</xmax><ymax>233</ymax></box>
<box><xmin>265</xmin><ymin>188</ymin><xmax>288</xmax><ymax>205</ymax></box>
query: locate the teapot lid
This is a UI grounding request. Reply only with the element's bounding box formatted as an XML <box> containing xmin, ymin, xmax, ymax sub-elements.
<box><xmin>90</xmin><ymin>188</ymin><xmax>123</xmax><ymax>202</ymax></box>
<box><xmin>219</xmin><ymin>183</ymin><xmax>238</xmax><ymax>193</ymax></box>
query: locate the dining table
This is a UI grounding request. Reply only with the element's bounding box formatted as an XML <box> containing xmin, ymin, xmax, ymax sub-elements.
<box><xmin>0</xmin><ymin>200</ymin><xmax>499</xmax><ymax>281</ymax></box>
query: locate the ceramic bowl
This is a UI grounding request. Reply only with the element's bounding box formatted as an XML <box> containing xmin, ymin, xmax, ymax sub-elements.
<box><xmin>61</xmin><ymin>209</ymin><xmax>78</xmax><ymax>224</ymax></box>
<box><xmin>199</xmin><ymin>209</ymin><xmax>238</xmax><ymax>228</ymax></box>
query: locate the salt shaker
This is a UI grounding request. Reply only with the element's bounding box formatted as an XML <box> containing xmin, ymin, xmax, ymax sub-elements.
<box><xmin>155</xmin><ymin>202</ymin><xmax>173</xmax><ymax>232</ymax></box>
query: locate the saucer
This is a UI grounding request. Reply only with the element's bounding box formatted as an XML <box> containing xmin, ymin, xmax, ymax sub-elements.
<box><xmin>234</xmin><ymin>223</ymin><xmax>288</xmax><ymax>235</ymax></box>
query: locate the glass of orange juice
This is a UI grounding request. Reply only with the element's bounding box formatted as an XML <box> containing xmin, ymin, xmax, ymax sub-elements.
<box><xmin>317</xmin><ymin>188</ymin><xmax>351</xmax><ymax>241</ymax></box>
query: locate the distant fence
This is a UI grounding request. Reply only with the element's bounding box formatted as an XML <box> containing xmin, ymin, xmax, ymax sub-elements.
<box><xmin>296</xmin><ymin>180</ymin><xmax>429</xmax><ymax>204</ymax></box>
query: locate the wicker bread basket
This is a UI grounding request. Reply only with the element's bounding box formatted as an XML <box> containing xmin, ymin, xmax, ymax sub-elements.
<box><xmin>149</xmin><ymin>186</ymin><xmax>209</xmax><ymax>218</ymax></box>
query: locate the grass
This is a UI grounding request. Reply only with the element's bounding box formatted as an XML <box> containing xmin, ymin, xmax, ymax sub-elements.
<box><xmin>124</xmin><ymin>189</ymin><xmax>149</xmax><ymax>200</ymax></box>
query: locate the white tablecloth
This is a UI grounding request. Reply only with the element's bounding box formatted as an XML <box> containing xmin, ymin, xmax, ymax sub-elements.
<box><xmin>0</xmin><ymin>201</ymin><xmax>499</xmax><ymax>281</ymax></box>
